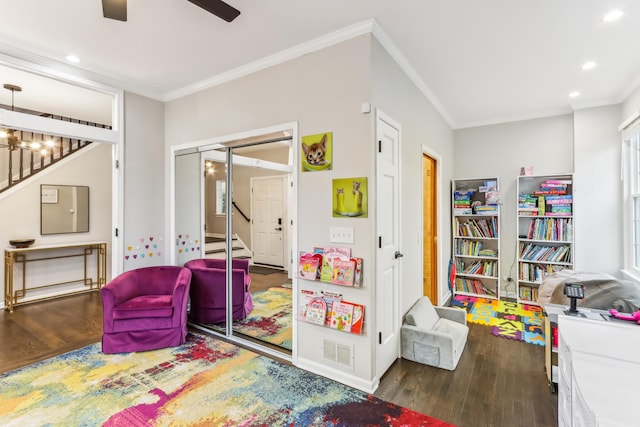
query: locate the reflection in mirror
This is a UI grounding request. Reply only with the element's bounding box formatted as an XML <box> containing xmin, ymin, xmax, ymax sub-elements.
<box><xmin>176</xmin><ymin>127</ymin><xmax>294</xmax><ymax>354</ymax></box>
<box><xmin>40</xmin><ymin>184</ymin><xmax>89</xmax><ymax>235</ymax></box>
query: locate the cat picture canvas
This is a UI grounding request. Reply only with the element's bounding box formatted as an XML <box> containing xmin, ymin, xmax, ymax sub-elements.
<box><xmin>332</xmin><ymin>177</ymin><xmax>368</xmax><ymax>218</ymax></box>
<box><xmin>301</xmin><ymin>132</ymin><xmax>333</xmax><ymax>172</ymax></box>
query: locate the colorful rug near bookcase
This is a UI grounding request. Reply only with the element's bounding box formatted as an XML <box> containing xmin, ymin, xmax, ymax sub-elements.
<box><xmin>451</xmin><ymin>295</ymin><xmax>545</xmax><ymax>346</ymax></box>
<box><xmin>0</xmin><ymin>333</ymin><xmax>453</xmax><ymax>426</ymax></box>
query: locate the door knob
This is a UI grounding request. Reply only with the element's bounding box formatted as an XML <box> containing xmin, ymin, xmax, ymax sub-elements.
<box><xmin>275</xmin><ymin>227</ymin><xmax>282</xmax><ymax>231</ymax></box>
<box><xmin>395</xmin><ymin>251</ymin><xmax>404</xmax><ymax>259</ymax></box>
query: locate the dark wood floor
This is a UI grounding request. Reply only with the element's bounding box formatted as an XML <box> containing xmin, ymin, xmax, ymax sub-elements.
<box><xmin>376</xmin><ymin>323</ymin><xmax>558</xmax><ymax>427</ymax></box>
<box><xmin>0</xmin><ymin>290</ymin><xmax>557</xmax><ymax>427</ymax></box>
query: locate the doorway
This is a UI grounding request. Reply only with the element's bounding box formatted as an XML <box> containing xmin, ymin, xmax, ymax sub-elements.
<box><xmin>251</xmin><ymin>175</ymin><xmax>287</xmax><ymax>268</ymax></box>
<box><xmin>422</xmin><ymin>152</ymin><xmax>438</xmax><ymax>302</ymax></box>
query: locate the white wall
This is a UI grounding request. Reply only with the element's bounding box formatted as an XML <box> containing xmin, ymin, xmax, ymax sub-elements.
<box><xmin>369</xmin><ymin>38</ymin><xmax>455</xmax><ymax>311</ymax></box>
<box><xmin>622</xmin><ymin>84</ymin><xmax>640</xmax><ymax>122</ymax></box>
<box><xmin>573</xmin><ymin>105</ymin><xmax>623</xmax><ymax>276</ymax></box>
<box><xmin>0</xmin><ymin>143</ymin><xmax>112</xmax><ymax>308</ymax></box>
<box><xmin>454</xmin><ymin>115</ymin><xmax>574</xmax><ymax>296</ymax></box>
<box><xmin>121</xmin><ymin>92</ymin><xmax>167</xmax><ymax>270</ymax></box>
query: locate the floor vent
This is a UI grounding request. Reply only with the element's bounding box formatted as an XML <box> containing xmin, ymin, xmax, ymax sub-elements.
<box><xmin>323</xmin><ymin>338</ymin><xmax>354</xmax><ymax>370</ymax></box>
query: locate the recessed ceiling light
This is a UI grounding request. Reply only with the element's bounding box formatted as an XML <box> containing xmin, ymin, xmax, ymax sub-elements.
<box><xmin>65</xmin><ymin>54</ymin><xmax>80</xmax><ymax>63</ymax></box>
<box><xmin>569</xmin><ymin>91</ymin><xmax>581</xmax><ymax>98</ymax></box>
<box><xmin>582</xmin><ymin>61</ymin><xmax>597</xmax><ymax>70</ymax></box>
<box><xmin>603</xmin><ymin>10</ymin><xmax>624</xmax><ymax>22</ymax></box>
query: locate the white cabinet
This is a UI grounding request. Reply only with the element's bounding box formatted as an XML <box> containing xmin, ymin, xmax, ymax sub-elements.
<box><xmin>517</xmin><ymin>174</ymin><xmax>573</xmax><ymax>305</ymax></box>
<box><xmin>452</xmin><ymin>178</ymin><xmax>500</xmax><ymax>299</ymax></box>
<box><xmin>558</xmin><ymin>315</ymin><xmax>640</xmax><ymax>426</ymax></box>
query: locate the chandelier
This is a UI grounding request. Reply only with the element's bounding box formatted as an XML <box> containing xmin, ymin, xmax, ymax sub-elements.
<box><xmin>0</xmin><ymin>83</ymin><xmax>57</xmax><ymax>155</ymax></box>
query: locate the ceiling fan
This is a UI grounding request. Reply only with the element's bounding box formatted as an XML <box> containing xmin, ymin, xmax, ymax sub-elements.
<box><xmin>102</xmin><ymin>0</ymin><xmax>241</xmax><ymax>23</ymax></box>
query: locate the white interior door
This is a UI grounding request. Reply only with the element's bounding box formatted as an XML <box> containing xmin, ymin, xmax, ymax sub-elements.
<box><xmin>376</xmin><ymin>111</ymin><xmax>401</xmax><ymax>379</ymax></box>
<box><xmin>251</xmin><ymin>175</ymin><xmax>286</xmax><ymax>267</ymax></box>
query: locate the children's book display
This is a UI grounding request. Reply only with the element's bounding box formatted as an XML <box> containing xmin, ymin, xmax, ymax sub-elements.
<box><xmin>299</xmin><ymin>289</ymin><xmax>364</xmax><ymax>334</ymax></box>
<box><xmin>297</xmin><ymin>246</ymin><xmax>363</xmax><ymax>287</ymax></box>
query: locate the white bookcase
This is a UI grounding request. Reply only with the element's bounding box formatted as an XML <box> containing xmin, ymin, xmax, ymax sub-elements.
<box><xmin>451</xmin><ymin>177</ymin><xmax>500</xmax><ymax>300</ymax></box>
<box><xmin>516</xmin><ymin>173</ymin><xmax>574</xmax><ymax>305</ymax></box>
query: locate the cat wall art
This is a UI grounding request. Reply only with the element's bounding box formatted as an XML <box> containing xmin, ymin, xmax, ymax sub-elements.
<box><xmin>301</xmin><ymin>132</ymin><xmax>333</xmax><ymax>172</ymax></box>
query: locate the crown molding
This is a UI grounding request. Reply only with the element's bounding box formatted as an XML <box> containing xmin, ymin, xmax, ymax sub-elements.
<box><xmin>369</xmin><ymin>21</ymin><xmax>456</xmax><ymax>129</ymax></box>
<box><xmin>163</xmin><ymin>19</ymin><xmax>376</xmax><ymax>102</ymax></box>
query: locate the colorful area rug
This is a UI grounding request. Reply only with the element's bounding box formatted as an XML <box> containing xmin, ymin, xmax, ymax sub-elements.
<box><xmin>451</xmin><ymin>295</ymin><xmax>545</xmax><ymax>346</ymax></box>
<box><xmin>0</xmin><ymin>333</ymin><xmax>453</xmax><ymax>426</ymax></box>
<box><xmin>197</xmin><ymin>286</ymin><xmax>293</xmax><ymax>350</ymax></box>
<box><xmin>233</xmin><ymin>286</ymin><xmax>292</xmax><ymax>350</ymax></box>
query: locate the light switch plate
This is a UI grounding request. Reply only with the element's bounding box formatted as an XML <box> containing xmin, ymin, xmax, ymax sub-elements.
<box><xmin>329</xmin><ymin>226</ymin><xmax>354</xmax><ymax>244</ymax></box>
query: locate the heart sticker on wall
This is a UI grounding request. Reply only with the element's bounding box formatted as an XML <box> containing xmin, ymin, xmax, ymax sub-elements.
<box><xmin>125</xmin><ymin>255</ymin><xmax>130</xmax><ymax>260</ymax></box>
<box><xmin>133</xmin><ymin>255</ymin><xmax>138</xmax><ymax>259</ymax></box>
<box><xmin>127</xmin><ymin>246</ymin><xmax>132</xmax><ymax>251</ymax></box>
<box><xmin>145</xmin><ymin>245</ymin><xmax>149</xmax><ymax>249</ymax></box>
<box><xmin>149</xmin><ymin>252</ymin><xmax>153</xmax><ymax>257</ymax></box>
<box><xmin>150</xmin><ymin>237</ymin><xmax>154</xmax><ymax>241</ymax></box>
<box><xmin>179</xmin><ymin>249</ymin><xmax>183</xmax><ymax>253</ymax></box>
<box><xmin>157</xmin><ymin>252</ymin><xmax>161</xmax><ymax>256</ymax></box>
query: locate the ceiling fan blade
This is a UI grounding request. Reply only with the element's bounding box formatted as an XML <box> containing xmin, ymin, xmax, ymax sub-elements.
<box><xmin>102</xmin><ymin>0</ymin><xmax>127</xmax><ymax>21</ymax></box>
<box><xmin>187</xmin><ymin>0</ymin><xmax>240</xmax><ymax>22</ymax></box>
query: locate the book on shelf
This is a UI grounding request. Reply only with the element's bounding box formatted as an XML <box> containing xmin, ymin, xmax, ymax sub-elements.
<box><xmin>349</xmin><ymin>303</ymin><xmax>365</xmax><ymax>335</ymax></box>
<box><xmin>298</xmin><ymin>288</ymin><xmax>317</xmax><ymax>319</ymax></box>
<box><xmin>453</xmin><ymin>208</ymin><xmax>473</xmax><ymax>215</ymax></box>
<box><xmin>329</xmin><ymin>301</ymin><xmax>354</xmax><ymax>332</ymax></box>
<box><xmin>322</xmin><ymin>291</ymin><xmax>343</xmax><ymax>327</ymax></box>
<box><xmin>331</xmin><ymin>258</ymin><xmax>355</xmax><ymax>286</ymax></box>
<box><xmin>352</xmin><ymin>257</ymin><xmax>364</xmax><ymax>287</ymax></box>
<box><xmin>320</xmin><ymin>246</ymin><xmax>351</xmax><ymax>282</ymax></box>
<box><xmin>474</xmin><ymin>205</ymin><xmax>498</xmax><ymax>215</ymax></box>
<box><xmin>304</xmin><ymin>296</ymin><xmax>327</xmax><ymax>325</ymax></box>
<box><xmin>298</xmin><ymin>252</ymin><xmax>322</xmax><ymax>280</ymax></box>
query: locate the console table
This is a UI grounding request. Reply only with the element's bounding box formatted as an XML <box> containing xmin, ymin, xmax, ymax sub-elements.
<box><xmin>4</xmin><ymin>241</ymin><xmax>107</xmax><ymax>312</ymax></box>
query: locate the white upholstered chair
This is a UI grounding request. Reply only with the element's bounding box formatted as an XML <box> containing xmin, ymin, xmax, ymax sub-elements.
<box><xmin>401</xmin><ymin>296</ymin><xmax>469</xmax><ymax>370</ymax></box>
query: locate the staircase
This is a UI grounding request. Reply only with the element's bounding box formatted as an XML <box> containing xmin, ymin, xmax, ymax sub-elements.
<box><xmin>0</xmin><ymin>111</ymin><xmax>111</xmax><ymax>194</ymax></box>
<box><xmin>204</xmin><ymin>233</ymin><xmax>252</xmax><ymax>260</ymax></box>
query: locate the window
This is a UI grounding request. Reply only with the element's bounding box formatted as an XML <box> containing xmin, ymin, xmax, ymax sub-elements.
<box><xmin>623</xmin><ymin>125</ymin><xmax>640</xmax><ymax>277</ymax></box>
<box><xmin>215</xmin><ymin>180</ymin><xmax>226</xmax><ymax>215</ymax></box>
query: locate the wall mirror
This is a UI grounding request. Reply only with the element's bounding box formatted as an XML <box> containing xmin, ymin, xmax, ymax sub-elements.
<box><xmin>41</xmin><ymin>184</ymin><xmax>90</xmax><ymax>235</ymax></box>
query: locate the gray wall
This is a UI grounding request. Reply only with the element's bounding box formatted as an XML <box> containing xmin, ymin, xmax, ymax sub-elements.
<box><xmin>166</xmin><ymin>35</ymin><xmax>375</xmax><ymax>389</ymax></box>
<box><xmin>454</xmin><ymin>115</ymin><xmax>575</xmax><ymax>296</ymax></box>
<box><xmin>122</xmin><ymin>92</ymin><xmax>166</xmax><ymax>270</ymax></box>
<box><xmin>370</xmin><ymin>37</ymin><xmax>456</xmax><ymax>310</ymax></box>
<box><xmin>0</xmin><ymin>143</ymin><xmax>113</xmax><ymax>308</ymax></box>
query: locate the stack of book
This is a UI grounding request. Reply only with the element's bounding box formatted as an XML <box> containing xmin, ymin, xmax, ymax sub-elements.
<box><xmin>453</xmin><ymin>190</ymin><xmax>474</xmax><ymax>215</ymax></box>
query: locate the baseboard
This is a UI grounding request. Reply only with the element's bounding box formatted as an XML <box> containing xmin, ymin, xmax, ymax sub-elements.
<box><xmin>295</xmin><ymin>357</ymin><xmax>379</xmax><ymax>394</ymax></box>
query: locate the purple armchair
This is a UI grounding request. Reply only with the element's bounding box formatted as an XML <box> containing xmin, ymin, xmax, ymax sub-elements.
<box><xmin>101</xmin><ymin>266</ymin><xmax>192</xmax><ymax>354</ymax></box>
<box><xmin>185</xmin><ymin>258</ymin><xmax>253</xmax><ymax>323</ymax></box>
